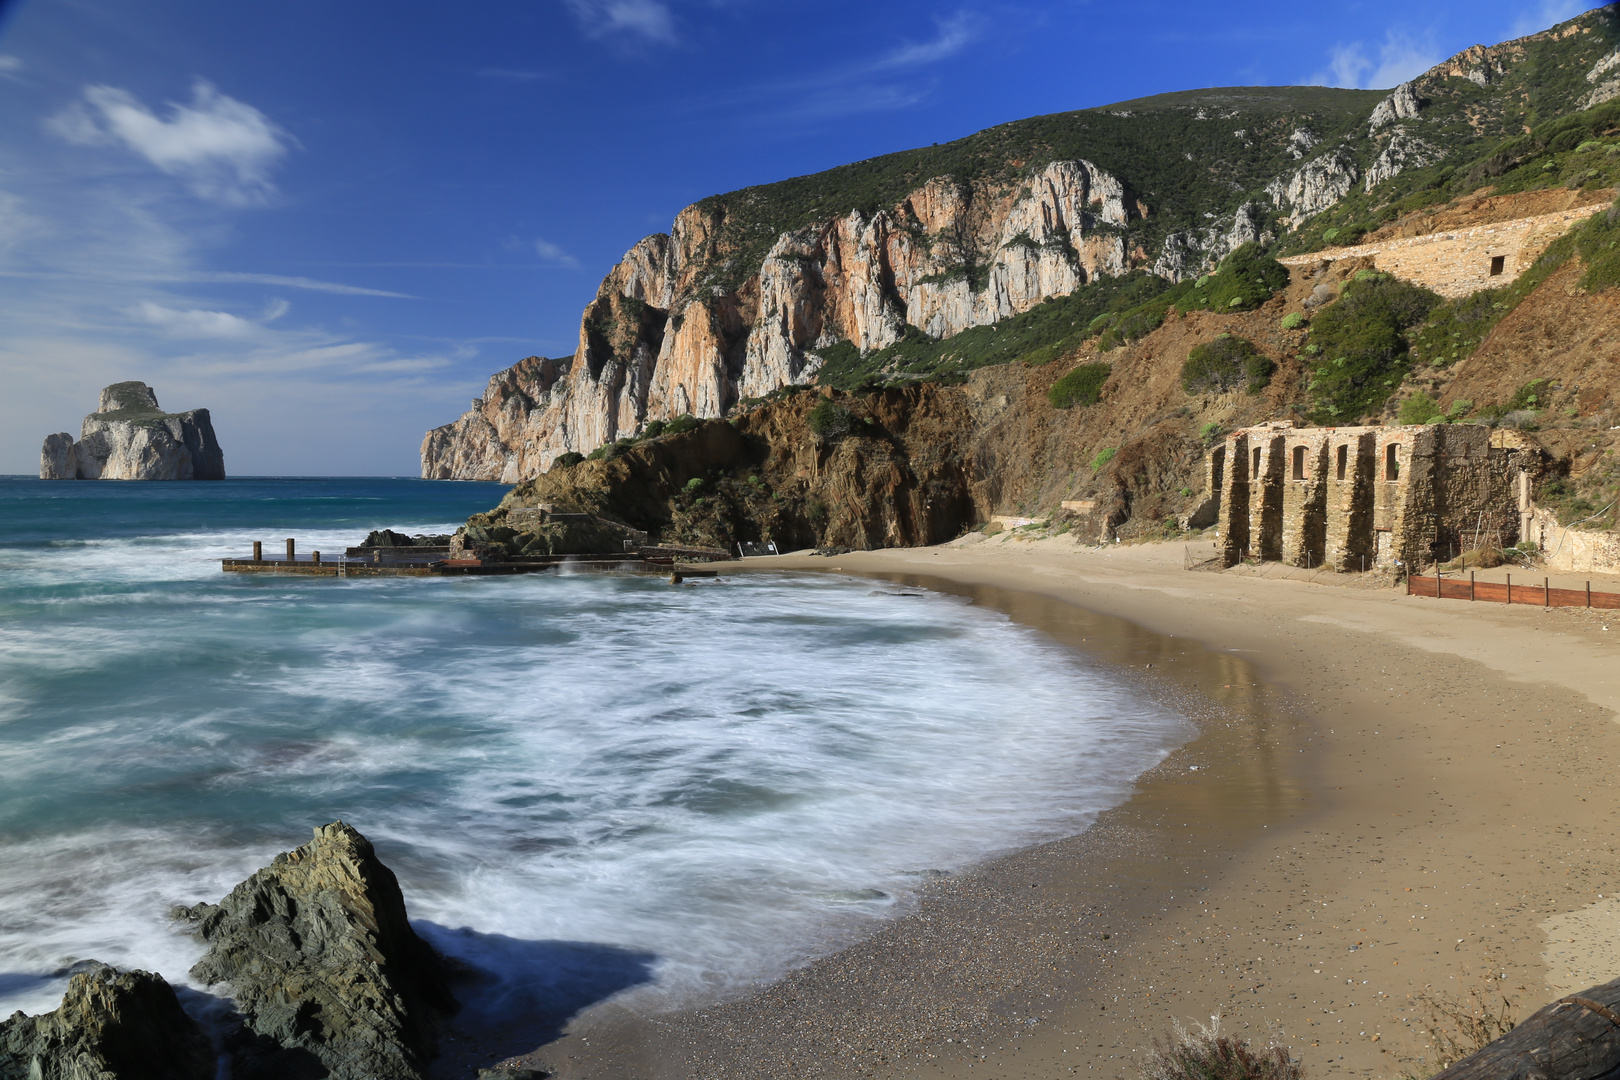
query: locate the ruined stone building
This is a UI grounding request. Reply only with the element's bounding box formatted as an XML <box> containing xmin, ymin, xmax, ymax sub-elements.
<box><xmin>1204</xmin><ymin>421</ymin><xmax>1536</xmax><ymax>571</ymax></box>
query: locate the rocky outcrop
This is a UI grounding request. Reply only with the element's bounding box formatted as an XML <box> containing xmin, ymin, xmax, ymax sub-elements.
<box><xmin>1364</xmin><ymin>127</ymin><xmax>1445</xmax><ymax>191</ymax></box>
<box><xmin>41</xmin><ymin>382</ymin><xmax>225</xmax><ymax>481</ymax></box>
<box><xmin>0</xmin><ymin>963</ymin><xmax>213</xmax><ymax>1080</ymax></box>
<box><xmin>1270</xmin><ymin>148</ymin><xmax>1360</xmax><ymax>228</ymax></box>
<box><xmin>176</xmin><ymin>822</ymin><xmax>454</xmax><ymax>1080</ymax></box>
<box><xmin>421</xmin><ymin>160</ymin><xmax>1145</xmax><ymax>481</ymax></box>
<box><xmin>1367</xmin><ymin>81</ymin><xmax>1421</xmax><ymax>132</ymax></box>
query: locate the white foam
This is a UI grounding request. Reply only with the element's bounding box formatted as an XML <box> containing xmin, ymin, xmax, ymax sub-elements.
<box><xmin>0</xmin><ymin>527</ymin><xmax>1189</xmax><ymax>1019</ymax></box>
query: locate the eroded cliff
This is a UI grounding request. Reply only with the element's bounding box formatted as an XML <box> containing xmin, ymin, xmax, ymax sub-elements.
<box><xmin>41</xmin><ymin>382</ymin><xmax>225</xmax><ymax>481</ymax></box>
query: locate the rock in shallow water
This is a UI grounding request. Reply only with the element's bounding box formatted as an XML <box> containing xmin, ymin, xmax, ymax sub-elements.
<box><xmin>176</xmin><ymin>821</ymin><xmax>456</xmax><ymax>1080</ymax></box>
<box><xmin>0</xmin><ymin>963</ymin><xmax>213</xmax><ymax>1080</ymax></box>
<box><xmin>39</xmin><ymin>381</ymin><xmax>224</xmax><ymax>481</ymax></box>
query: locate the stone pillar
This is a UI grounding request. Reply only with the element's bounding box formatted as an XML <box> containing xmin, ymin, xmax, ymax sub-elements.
<box><xmin>1218</xmin><ymin>433</ymin><xmax>1251</xmax><ymax>566</ymax></box>
<box><xmin>1281</xmin><ymin>432</ymin><xmax>1331</xmax><ymax>568</ymax></box>
<box><xmin>1325</xmin><ymin>430</ymin><xmax>1377</xmax><ymax>571</ymax></box>
<box><xmin>1250</xmin><ymin>436</ymin><xmax>1286</xmax><ymax>561</ymax></box>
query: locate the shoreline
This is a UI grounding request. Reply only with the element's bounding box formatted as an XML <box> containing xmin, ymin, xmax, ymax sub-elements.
<box><xmin>513</xmin><ymin>536</ymin><xmax>1620</xmax><ymax>1080</ymax></box>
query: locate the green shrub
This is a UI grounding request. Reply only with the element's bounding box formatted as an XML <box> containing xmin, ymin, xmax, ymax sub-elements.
<box><xmin>1198</xmin><ymin>421</ymin><xmax>1224</xmax><ymax>445</ymax></box>
<box><xmin>1091</xmin><ymin>447</ymin><xmax>1117</xmax><ymax>472</ymax></box>
<box><xmin>1182</xmin><ymin>335</ymin><xmax>1272</xmax><ymax>395</ymax></box>
<box><xmin>1048</xmin><ymin>363</ymin><xmax>1111</xmax><ymax>408</ymax></box>
<box><xmin>1577</xmin><ymin>198</ymin><xmax>1620</xmax><ymax>292</ymax></box>
<box><xmin>1280</xmin><ymin>311</ymin><xmax>1306</xmax><ymax>330</ymax></box>
<box><xmin>1448</xmin><ymin>398</ymin><xmax>1473</xmax><ymax>421</ymax></box>
<box><xmin>663</xmin><ymin>414</ymin><xmax>700</xmax><ymax>436</ymax></box>
<box><xmin>683</xmin><ymin>477</ymin><xmax>704</xmax><ymax>493</ymax></box>
<box><xmin>1143</xmin><ymin>1016</ymin><xmax>1300</xmax><ymax>1080</ymax></box>
<box><xmin>1397</xmin><ymin>390</ymin><xmax>1444</xmax><ymax>425</ymax></box>
<box><xmin>807</xmin><ymin>399</ymin><xmax>858</xmax><ymax>439</ymax></box>
<box><xmin>586</xmin><ymin>445</ymin><xmax>609</xmax><ymax>461</ymax></box>
<box><xmin>1305</xmin><ymin>275</ymin><xmax>1440</xmax><ymax>423</ymax></box>
<box><xmin>550</xmin><ymin>452</ymin><xmax>585</xmax><ymax>469</ymax></box>
<box><xmin>643</xmin><ymin>419</ymin><xmax>667</xmax><ymax>438</ymax></box>
<box><xmin>1182</xmin><ymin>243</ymin><xmax>1290</xmax><ymax>315</ymax></box>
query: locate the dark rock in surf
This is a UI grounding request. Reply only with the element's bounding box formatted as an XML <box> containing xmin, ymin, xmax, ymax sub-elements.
<box><xmin>176</xmin><ymin>822</ymin><xmax>455</xmax><ymax>1080</ymax></box>
<box><xmin>0</xmin><ymin>963</ymin><xmax>212</xmax><ymax>1080</ymax></box>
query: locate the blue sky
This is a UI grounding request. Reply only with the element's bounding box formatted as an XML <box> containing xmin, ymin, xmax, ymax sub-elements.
<box><xmin>0</xmin><ymin>0</ymin><xmax>1603</xmax><ymax>475</ymax></box>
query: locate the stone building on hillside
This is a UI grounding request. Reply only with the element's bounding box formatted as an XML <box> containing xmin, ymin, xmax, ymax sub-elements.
<box><xmin>1204</xmin><ymin>421</ymin><xmax>1537</xmax><ymax>572</ymax></box>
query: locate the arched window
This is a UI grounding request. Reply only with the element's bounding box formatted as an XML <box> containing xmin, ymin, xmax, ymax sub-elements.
<box><xmin>1292</xmin><ymin>445</ymin><xmax>1306</xmax><ymax>480</ymax></box>
<box><xmin>1385</xmin><ymin>443</ymin><xmax>1400</xmax><ymax>481</ymax></box>
<box><xmin>1336</xmin><ymin>444</ymin><xmax>1348</xmax><ymax>480</ymax></box>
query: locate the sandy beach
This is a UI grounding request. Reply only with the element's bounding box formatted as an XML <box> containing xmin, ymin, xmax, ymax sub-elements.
<box><xmin>519</xmin><ymin>534</ymin><xmax>1620</xmax><ymax>1080</ymax></box>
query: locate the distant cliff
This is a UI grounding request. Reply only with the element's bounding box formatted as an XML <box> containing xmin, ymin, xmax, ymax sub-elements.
<box><xmin>423</xmin><ymin>6</ymin><xmax>1620</xmax><ymax>482</ymax></box>
<box><xmin>41</xmin><ymin>382</ymin><xmax>225</xmax><ymax>481</ymax></box>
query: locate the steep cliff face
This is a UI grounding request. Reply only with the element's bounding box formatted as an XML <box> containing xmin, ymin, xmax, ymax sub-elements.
<box><xmin>425</xmin><ymin>5</ymin><xmax>1620</xmax><ymax>482</ymax></box>
<box><xmin>41</xmin><ymin>381</ymin><xmax>225</xmax><ymax>481</ymax></box>
<box><xmin>422</xmin><ymin>161</ymin><xmax>1147</xmax><ymax>481</ymax></box>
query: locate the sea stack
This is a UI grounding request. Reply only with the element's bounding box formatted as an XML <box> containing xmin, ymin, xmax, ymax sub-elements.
<box><xmin>40</xmin><ymin>381</ymin><xmax>225</xmax><ymax>480</ymax></box>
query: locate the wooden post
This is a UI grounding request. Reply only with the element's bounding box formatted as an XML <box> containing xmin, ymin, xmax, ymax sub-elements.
<box><xmin>285</xmin><ymin>538</ymin><xmax>295</xmax><ymax>562</ymax></box>
<box><xmin>1436</xmin><ymin>572</ymin><xmax>1442</xmax><ymax>598</ymax></box>
<box><xmin>1471</xmin><ymin>571</ymin><xmax>1476</xmax><ymax>601</ymax></box>
<box><xmin>1507</xmin><ymin>574</ymin><xmax>1511</xmax><ymax>604</ymax></box>
<box><xmin>1589</xmin><ymin>582</ymin><xmax>1593</xmax><ymax>608</ymax></box>
<box><xmin>1545</xmin><ymin>576</ymin><xmax>1551</xmax><ymax>608</ymax></box>
<box><xmin>252</xmin><ymin>540</ymin><xmax>262</xmax><ymax>562</ymax></box>
<box><xmin>312</xmin><ymin>551</ymin><xmax>321</xmax><ymax>565</ymax></box>
<box><xmin>1406</xmin><ymin>572</ymin><xmax>1411</xmax><ymax>596</ymax></box>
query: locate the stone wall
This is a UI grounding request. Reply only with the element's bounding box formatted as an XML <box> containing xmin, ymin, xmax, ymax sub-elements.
<box><xmin>1527</xmin><ymin>506</ymin><xmax>1620</xmax><ymax>574</ymax></box>
<box><xmin>1211</xmin><ymin>421</ymin><xmax>1531</xmax><ymax>572</ymax></box>
<box><xmin>1277</xmin><ymin>205</ymin><xmax>1607</xmax><ymax>298</ymax></box>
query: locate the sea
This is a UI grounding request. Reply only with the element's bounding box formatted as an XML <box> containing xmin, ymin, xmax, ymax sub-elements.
<box><xmin>0</xmin><ymin>476</ymin><xmax>1190</xmax><ymax>1034</ymax></box>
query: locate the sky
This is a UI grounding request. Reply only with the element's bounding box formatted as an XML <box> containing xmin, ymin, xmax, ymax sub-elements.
<box><xmin>0</xmin><ymin>0</ymin><xmax>1605</xmax><ymax>475</ymax></box>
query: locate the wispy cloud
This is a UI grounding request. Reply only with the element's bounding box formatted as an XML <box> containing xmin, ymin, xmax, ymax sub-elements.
<box><xmin>179</xmin><ymin>271</ymin><xmax>413</xmax><ymax>297</ymax></box>
<box><xmin>0</xmin><ymin>56</ymin><xmax>22</xmax><ymax>81</ymax></box>
<box><xmin>563</xmin><ymin>0</ymin><xmax>677</xmax><ymax>45</ymax></box>
<box><xmin>1309</xmin><ymin>30</ymin><xmax>1439</xmax><ymax>89</ymax></box>
<box><xmin>532</xmin><ymin>238</ymin><xmax>580</xmax><ymax>267</ymax></box>
<box><xmin>869</xmin><ymin>12</ymin><xmax>979</xmax><ymax>72</ymax></box>
<box><xmin>48</xmin><ymin>80</ymin><xmax>294</xmax><ymax>206</ymax></box>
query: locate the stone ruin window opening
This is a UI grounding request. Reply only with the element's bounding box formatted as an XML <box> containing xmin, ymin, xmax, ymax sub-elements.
<box><xmin>1336</xmin><ymin>444</ymin><xmax>1348</xmax><ymax>481</ymax></box>
<box><xmin>1292</xmin><ymin>445</ymin><xmax>1306</xmax><ymax>480</ymax></box>
<box><xmin>1252</xmin><ymin>447</ymin><xmax>1262</xmax><ymax>479</ymax></box>
<box><xmin>1489</xmin><ymin>255</ymin><xmax>1505</xmax><ymax>277</ymax></box>
<box><xmin>1385</xmin><ymin>443</ymin><xmax>1400</xmax><ymax>482</ymax></box>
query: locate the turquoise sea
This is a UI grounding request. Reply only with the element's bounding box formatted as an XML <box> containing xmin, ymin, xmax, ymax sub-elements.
<box><xmin>0</xmin><ymin>476</ymin><xmax>1189</xmax><ymax>1039</ymax></box>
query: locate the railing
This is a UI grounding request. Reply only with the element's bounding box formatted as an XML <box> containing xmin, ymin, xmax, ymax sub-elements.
<box><xmin>1407</xmin><ymin>572</ymin><xmax>1620</xmax><ymax>609</ymax></box>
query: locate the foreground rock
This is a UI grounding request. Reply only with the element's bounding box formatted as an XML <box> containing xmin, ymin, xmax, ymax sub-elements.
<box><xmin>0</xmin><ymin>963</ymin><xmax>212</xmax><ymax>1080</ymax></box>
<box><xmin>40</xmin><ymin>382</ymin><xmax>225</xmax><ymax>480</ymax></box>
<box><xmin>177</xmin><ymin>822</ymin><xmax>455</xmax><ymax>1080</ymax></box>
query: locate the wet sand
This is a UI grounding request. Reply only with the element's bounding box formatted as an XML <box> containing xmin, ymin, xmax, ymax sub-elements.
<box><xmin>518</xmin><ymin>535</ymin><xmax>1620</xmax><ymax>1080</ymax></box>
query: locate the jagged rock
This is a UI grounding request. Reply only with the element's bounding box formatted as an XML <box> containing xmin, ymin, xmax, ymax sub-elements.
<box><xmin>1368</xmin><ymin>81</ymin><xmax>1422</xmax><ymax>132</ymax></box>
<box><xmin>421</xmin><ymin>160</ymin><xmax>1146</xmax><ymax>480</ymax></box>
<box><xmin>360</xmin><ymin>530</ymin><xmax>450</xmax><ymax>548</ymax></box>
<box><xmin>450</xmin><ymin>507</ymin><xmax>646</xmax><ymax>561</ymax></box>
<box><xmin>1277</xmin><ymin>149</ymin><xmax>1359</xmax><ymax>227</ymax></box>
<box><xmin>0</xmin><ymin>963</ymin><xmax>212</xmax><ymax>1080</ymax></box>
<box><xmin>1364</xmin><ymin>127</ymin><xmax>1446</xmax><ymax>191</ymax></box>
<box><xmin>40</xmin><ymin>382</ymin><xmax>225</xmax><ymax>481</ymax></box>
<box><xmin>177</xmin><ymin>822</ymin><xmax>454</xmax><ymax>1080</ymax></box>
<box><xmin>1286</xmin><ymin>127</ymin><xmax>1318</xmax><ymax>159</ymax></box>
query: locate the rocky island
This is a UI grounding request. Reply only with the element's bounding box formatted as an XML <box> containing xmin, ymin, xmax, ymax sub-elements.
<box><xmin>40</xmin><ymin>382</ymin><xmax>225</xmax><ymax>480</ymax></box>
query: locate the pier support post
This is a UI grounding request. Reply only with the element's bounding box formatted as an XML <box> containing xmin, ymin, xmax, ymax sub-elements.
<box><xmin>253</xmin><ymin>541</ymin><xmax>262</xmax><ymax>562</ymax></box>
<box><xmin>1471</xmin><ymin>571</ymin><xmax>1476</xmax><ymax>601</ymax></box>
<box><xmin>285</xmin><ymin>538</ymin><xmax>295</xmax><ymax>563</ymax></box>
<box><xmin>312</xmin><ymin>551</ymin><xmax>321</xmax><ymax>565</ymax></box>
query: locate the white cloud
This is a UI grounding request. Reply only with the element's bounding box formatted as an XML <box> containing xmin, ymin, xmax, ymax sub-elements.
<box><xmin>564</xmin><ymin>0</ymin><xmax>677</xmax><ymax>44</ymax></box>
<box><xmin>871</xmin><ymin>12</ymin><xmax>979</xmax><ymax>72</ymax></box>
<box><xmin>533</xmin><ymin>238</ymin><xmax>580</xmax><ymax>267</ymax></box>
<box><xmin>0</xmin><ymin>56</ymin><xmax>22</xmax><ymax>80</ymax></box>
<box><xmin>49</xmin><ymin>80</ymin><xmax>293</xmax><ymax>206</ymax></box>
<box><xmin>1310</xmin><ymin>31</ymin><xmax>1439</xmax><ymax>89</ymax></box>
<box><xmin>179</xmin><ymin>271</ymin><xmax>412</xmax><ymax>298</ymax></box>
<box><xmin>131</xmin><ymin>301</ymin><xmax>266</xmax><ymax>339</ymax></box>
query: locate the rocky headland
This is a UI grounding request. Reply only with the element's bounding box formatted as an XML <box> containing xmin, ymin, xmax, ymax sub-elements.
<box><xmin>0</xmin><ymin>824</ymin><xmax>460</xmax><ymax>1080</ymax></box>
<box><xmin>41</xmin><ymin>382</ymin><xmax>225</xmax><ymax>481</ymax></box>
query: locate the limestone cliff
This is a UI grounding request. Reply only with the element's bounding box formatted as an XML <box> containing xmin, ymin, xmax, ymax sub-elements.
<box><xmin>423</xmin><ymin>161</ymin><xmax>1146</xmax><ymax>482</ymax></box>
<box><xmin>424</xmin><ymin>5</ymin><xmax>1620</xmax><ymax>483</ymax></box>
<box><xmin>41</xmin><ymin>382</ymin><xmax>225</xmax><ymax>481</ymax></box>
